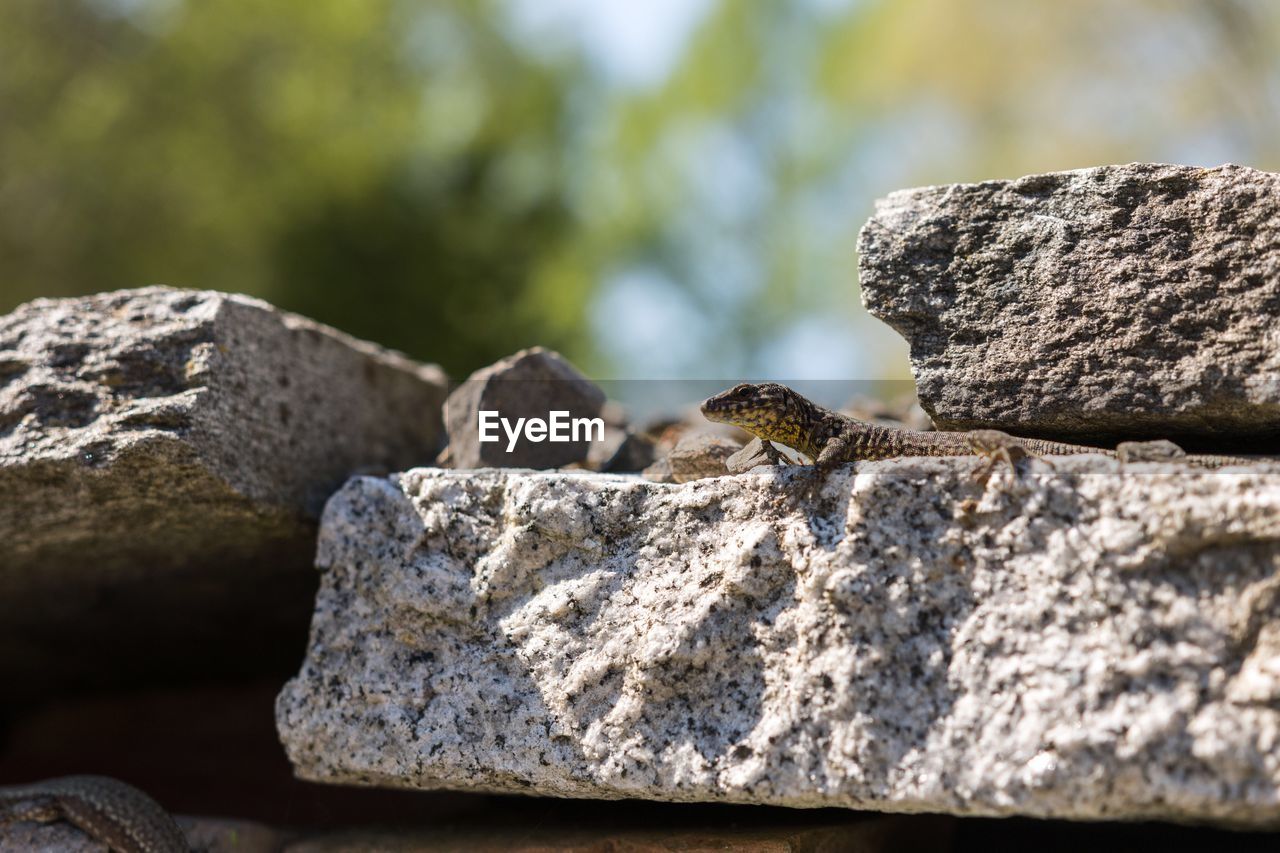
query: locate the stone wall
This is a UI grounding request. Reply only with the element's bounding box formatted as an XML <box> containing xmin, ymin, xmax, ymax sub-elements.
<box><xmin>6</xmin><ymin>163</ymin><xmax>1280</xmax><ymax>848</ymax></box>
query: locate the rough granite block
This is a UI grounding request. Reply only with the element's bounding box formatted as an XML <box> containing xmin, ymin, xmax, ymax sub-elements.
<box><xmin>278</xmin><ymin>460</ymin><xmax>1280</xmax><ymax>826</ymax></box>
<box><xmin>857</xmin><ymin>163</ymin><xmax>1280</xmax><ymax>448</ymax></box>
<box><xmin>0</xmin><ymin>287</ymin><xmax>446</xmax><ymax>699</ymax></box>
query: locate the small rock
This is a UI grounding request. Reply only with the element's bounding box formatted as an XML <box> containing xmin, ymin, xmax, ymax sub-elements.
<box><xmin>443</xmin><ymin>347</ymin><xmax>606</xmax><ymax>469</ymax></box>
<box><xmin>593</xmin><ymin>428</ymin><xmax>658</xmax><ymax>473</ymax></box>
<box><xmin>640</xmin><ymin>405</ymin><xmax>762</xmax><ymax>481</ymax></box>
<box><xmin>667</xmin><ymin>433</ymin><xmax>742</xmax><ymax>483</ymax></box>
<box><xmin>584</xmin><ymin>424</ymin><xmax>628</xmax><ymax>471</ymax></box>
<box><xmin>727</xmin><ymin>437</ymin><xmax>784</xmax><ymax>474</ymax></box>
<box><xmin>581</xmin><ymin>402</ymin><xmax>652</xmax><ymax>472</ymax></box>
<box><xmin>641</xmin><ymin>456</ymin><xmax>673</xmax><ymax>483</ymax></box>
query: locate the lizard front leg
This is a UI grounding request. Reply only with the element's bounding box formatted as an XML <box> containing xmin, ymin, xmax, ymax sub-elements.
<box><xmin>787</xmin><ymin>435</ymin><xmax>852</xmax><ymax>501</ymax></box>
<box><xmin>965</xmin><ymin>429</ymin><xmax>1043</xmax><ymax>484</ymax></box>
<box><xmin>815</xmin><ymin>434</ymin><xmax>852</xmax><ymax>474</ymax></box>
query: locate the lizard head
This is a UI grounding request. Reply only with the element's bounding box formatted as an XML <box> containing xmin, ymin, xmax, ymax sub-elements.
<box><xmin>700</xmin><ymin>382</ymin><xmax>812</xmax><ymax>449</ymax></box>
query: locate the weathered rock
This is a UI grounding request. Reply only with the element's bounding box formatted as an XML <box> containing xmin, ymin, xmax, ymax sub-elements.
<box><xmin>594</xmin><ymin>430</ymin><xmax>658</xmax><ymax>474</ymax></box>
<box><xmin>639</xmin><ymin>409</ymin><xmax>753</xmax><ymax>482</ymax></box>
<box><xmin>579</xmin><ymin>404</ymin><xmax>654</xmax><ymax>475</ymax></box>
<box><xmin>444</xmin><ymin>347</ymin><xmax>606</xmax><ymax>469</ymax></box>
<box><xmin>640</xmin><ymin>455</ymin><xmax>674</xmax><ymax>483</ymax></box>
<box><xmin>582</xmin><ymin>402</ymin><xmax>626</xmax><ymax>472</ymax></box>
<box><xmin>857</xmin><ymin>163</ymin><xmax>1280</xmax><ymax>449</ymax></box>
<box><xmin>0</xmin><ymin>287</ymin><xmax>447</xmax><ymax>699</ymax></box>
<box><xmin>726</xmin><ymin>438</ymin><xmax>781</xmax><ymax>474</ymax></box>
<box><xmin>279</xmin><ymin>459</ymin><xmax>1280</xmax><ymax>826</ymax></box>
<box><xmin>665</xmin><ymin>433</ymin><xmax>741</xmax><ymax>483</ymax></box>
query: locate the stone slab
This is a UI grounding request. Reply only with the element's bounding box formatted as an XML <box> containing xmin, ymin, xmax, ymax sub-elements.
<box><xmin>857</xmin><ymin>163</ymin><xmax>1280</xmax><ymax>448</ymax></box>
<box><xmin>278</xmin><ymin>459</ymin><xmax>1280</xmax><ymax>826</ymax></box>
<box><xmin>0</xmin><ymin>287</ymin><xmax>447</xmax><ymax>699</ymax></box>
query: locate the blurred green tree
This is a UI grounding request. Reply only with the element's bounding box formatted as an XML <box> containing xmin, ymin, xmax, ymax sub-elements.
<box><xmin>3</xmin><ymin>0</ymin><xmax>1280</xmax><ymax>383</ymax></box>
<box><xmin>0</xmin><ymin>0</ymin><xmax>586</xmax><ymax>376</ymax></box>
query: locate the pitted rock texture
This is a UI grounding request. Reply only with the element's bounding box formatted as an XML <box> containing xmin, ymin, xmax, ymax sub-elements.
<box><xmin>279</xmin><ymin>460</ymin><xmax>1280</xmax><ymax>826</ymax></box>
<box><xmin>857</xmin><ymin>163</ymin><xmax>1280</xmax><ymax>449</ymax></box>
<box><xmin>0</xmin><ymin>287</ymin><xmax>446</xmax><ymax>699</ymax></box>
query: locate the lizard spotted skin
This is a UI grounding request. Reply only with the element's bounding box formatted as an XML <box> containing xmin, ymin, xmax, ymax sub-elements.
<box><xmin>701</xmin><ymin>382</ymin><xmax>1258</xmax><ymax>471</ymax></box>
<box><xmin>0</xmin><ymin>775</ymin><xmax>188</xmax><ymax>853</ymax></box>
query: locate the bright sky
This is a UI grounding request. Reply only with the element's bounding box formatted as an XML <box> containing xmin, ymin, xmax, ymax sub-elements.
<box><xmin>503</xmin><ymin>0</ymin><xmax>717</xmax><ymax>91</ymax></box>
<box><xmin>504</xmin><ymin>0</ymin><xmax>900</xmax><ymax>383</ymax></box>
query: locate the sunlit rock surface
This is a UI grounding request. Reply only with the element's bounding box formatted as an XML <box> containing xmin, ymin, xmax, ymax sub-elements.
<box><xmin>278</xmin><ymin>460</ymin><xmax>1280</xmax><ymax>826</ymax></box>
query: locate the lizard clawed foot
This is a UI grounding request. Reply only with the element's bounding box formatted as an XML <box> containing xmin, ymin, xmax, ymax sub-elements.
<box><xmin>800</xmin><ymin>442</ymin><xmax>851</xmax><ymax>501</ymax></box>
<box><xmin>786</xmin><ymin>458</ymin><xmax>828</xmax><ymax>503</ymax></box>
<box><xmin>966</xmin><ymin>429</ymin><xmax>1046</xmax><ymax>487</ymax></box>
<box><xmin>784</xmin><ymin>448</ymin><xmax>841</xmax><ymax>504</ymax></box>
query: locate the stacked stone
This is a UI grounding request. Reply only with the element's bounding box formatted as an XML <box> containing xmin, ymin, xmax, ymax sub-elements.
<box><xmin>277</xmin><ymin>164</ymin><xmax>1280</xmax><ymax>829</ymax></box>
<box><xmin>7</xmin><ymin>164</ymin><xmax>1280</xmax><ymax>849</ymax></box>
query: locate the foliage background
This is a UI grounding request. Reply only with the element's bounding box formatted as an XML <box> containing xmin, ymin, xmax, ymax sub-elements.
<box><xmin>2</xmin><ymin>0</ymin><xmax>1278</xmax><ymax>380</ymax></box>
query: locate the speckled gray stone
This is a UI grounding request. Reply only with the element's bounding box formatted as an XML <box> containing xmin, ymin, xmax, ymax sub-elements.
<box><xmin>726</xmin><ymin>438</ymin><xmax>781</xmax><ymax>475</ymax></box>
<box><xmin>0</xmin><ymin>286</ymin><xmax>447</xmax><ymax>699</ymax></box>
<box><xmin>278</xmin><ymin>459</ymin><xmax>1280</xmax><ymax>826</ymax></box>
<box><xmin>857</xmin><ymin>163</ymin><xmax>1280</xmax><ymax>448</ymax></box>
<box><xmin>666</xmin><ymin>433</ymin><xmax>742</xmax><ymax>483</ymax></box>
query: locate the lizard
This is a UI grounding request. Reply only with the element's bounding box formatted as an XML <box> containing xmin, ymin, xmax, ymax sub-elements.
<box><xmin>700</xmin><ymin>381</ymin><xmax>1260</xmax><ymax>476</ymax></box>
<box><xmin>0</xmin><ymin>775</ymin><xmax>189</xmax><ymax>853</ymax></box>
